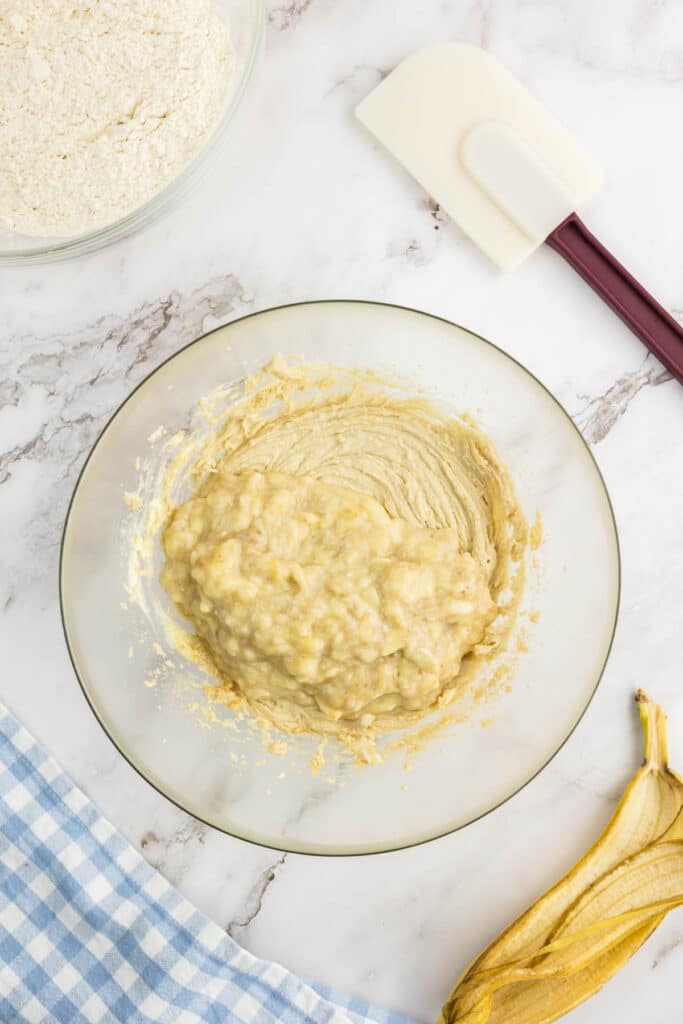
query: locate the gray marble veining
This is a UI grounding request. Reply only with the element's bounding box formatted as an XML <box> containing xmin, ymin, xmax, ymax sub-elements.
<box><xmin>1</xmin><ymin>1</ymin><xmax>683</xmax><ymax>1021</ymax></box>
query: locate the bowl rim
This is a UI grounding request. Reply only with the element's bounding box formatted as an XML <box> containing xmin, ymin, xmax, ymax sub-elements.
<box><xmin>0</xmin><ymin>0</ymin><xmax>266</xmax><ymax>266</ymax></box>
<box><xmin>59</xmin><ymin>298</ymin><xmax>621</xmax><ymax>856</ymax></box>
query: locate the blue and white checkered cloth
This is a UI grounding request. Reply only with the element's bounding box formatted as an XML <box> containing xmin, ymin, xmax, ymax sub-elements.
<box><xmin>0</xmin><ymin>703</ymin><xmax>413</xmax><ymax>1024</ymax></box>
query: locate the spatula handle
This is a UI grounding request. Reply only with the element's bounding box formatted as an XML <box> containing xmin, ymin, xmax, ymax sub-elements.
<box><xmin>546</xmin><ymin>213</ymin><xmax>683</xmax><ymax>384</ymax></box>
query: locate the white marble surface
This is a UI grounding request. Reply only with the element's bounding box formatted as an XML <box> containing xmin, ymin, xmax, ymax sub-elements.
<box><xmin>2</xmin><ymin>0</ymin><xmax>683</xmax><ymax>1020</ymax></box>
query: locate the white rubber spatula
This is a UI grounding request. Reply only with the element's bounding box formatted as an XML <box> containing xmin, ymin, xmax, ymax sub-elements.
<box><xmin>356</xmin><ymin>43</ymin><xmax>683</xmax><ymax>383</ymax></box>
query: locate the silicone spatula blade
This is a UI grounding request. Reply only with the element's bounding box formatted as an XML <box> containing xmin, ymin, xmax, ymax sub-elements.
<box><xmin>356</xmin><ymin>43</ymin><xmax>683</xmax><ymax>383</ymax></box>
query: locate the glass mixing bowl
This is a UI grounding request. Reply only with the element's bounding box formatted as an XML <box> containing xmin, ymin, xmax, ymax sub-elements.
<box><xmin>0</xmin><ymin>0</ymin><xmax>264</xmax><ymax>266</ymax></box>
<box><xmin>60</xmin><ymin>301</ymin><xmax>620</xmax><ymax>855</ymax></box>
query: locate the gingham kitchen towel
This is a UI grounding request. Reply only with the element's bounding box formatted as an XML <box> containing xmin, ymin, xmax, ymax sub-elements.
<box><xmin>0</xmin><ymin>703</ymin><xmax>414</xmax><ymax>1024</ymax></box>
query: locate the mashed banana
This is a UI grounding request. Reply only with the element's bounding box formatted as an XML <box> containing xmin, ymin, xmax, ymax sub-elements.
<box><xmin>159</xmin><ymin>358</ymin><xmax>527</xmax><ymax>739</ymax></box>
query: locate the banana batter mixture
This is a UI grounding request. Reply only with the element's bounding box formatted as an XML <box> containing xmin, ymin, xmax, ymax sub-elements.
<box><xmin>159</xmin><ymin>358</ymin><xmax>527</xmax><ymax>740</ymax></box>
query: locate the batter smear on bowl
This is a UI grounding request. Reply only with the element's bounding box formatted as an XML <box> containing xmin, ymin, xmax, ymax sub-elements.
<box><xmin>156</xmin><ymin>358</ymin><xmax>528</xmax><ymax>751</ymax></box>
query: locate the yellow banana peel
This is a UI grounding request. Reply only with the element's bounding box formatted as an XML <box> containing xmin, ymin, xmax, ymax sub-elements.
<box><xmin>440</xmin><ymin>691</ymin><xmax>683</xmax><ymax>1024</ymax></box>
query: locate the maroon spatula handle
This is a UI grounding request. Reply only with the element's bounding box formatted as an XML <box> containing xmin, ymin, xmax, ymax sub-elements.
<box><xmin>546</xmin><ymin>213</ymin><xmax>683</xmax><ymax>384</ymax></box>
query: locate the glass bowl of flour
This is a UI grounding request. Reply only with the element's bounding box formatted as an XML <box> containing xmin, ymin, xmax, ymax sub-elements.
<box><xmin>0</xmin><ymin>0</ymin><xmax>264</xmax><ymax>265</ymax></box>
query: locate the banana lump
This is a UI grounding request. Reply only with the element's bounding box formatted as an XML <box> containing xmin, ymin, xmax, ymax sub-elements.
<box><xmin>160</xmin><ymin>358</ymin><xmax>528</xmax><ymax>742</ymax></box>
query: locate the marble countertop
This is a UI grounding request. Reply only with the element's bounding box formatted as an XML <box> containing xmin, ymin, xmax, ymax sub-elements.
<box><xmin>2</xmin><ymin>1</ymin><xmax>683</xmax><ymax>1020</ymax></box>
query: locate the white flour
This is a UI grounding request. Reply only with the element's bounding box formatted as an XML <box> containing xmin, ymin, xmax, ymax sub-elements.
<box><xmin>0</xmin><ymin>0</ymin><xmax>233</xmax><ymax>236</ymax></box>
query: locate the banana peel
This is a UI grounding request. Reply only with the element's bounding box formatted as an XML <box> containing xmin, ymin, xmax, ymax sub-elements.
<box><xmin>440</xmin><ymin>691</ymin><xmax>683</xmax><ymax>1024</ymax></box>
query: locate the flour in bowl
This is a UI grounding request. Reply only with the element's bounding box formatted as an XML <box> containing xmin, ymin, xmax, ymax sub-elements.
<box><xmin>0</xmin><ymin>0</ymin><xmax>233</xmax><ymax>236</ymax></box>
